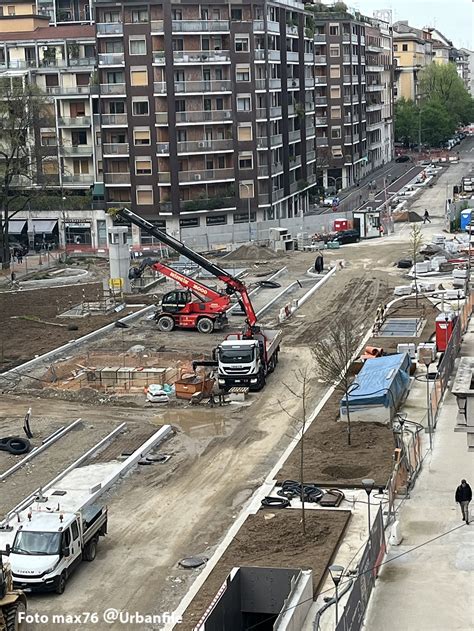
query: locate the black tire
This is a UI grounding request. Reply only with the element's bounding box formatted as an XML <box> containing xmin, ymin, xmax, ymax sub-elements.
<box><xmin>83</xmin><ymin>538</ymin><xmax>97</xmax><ymax>562</ymax></box>
<box><xmin>55</xmin><ymin>571</ymin><xmax>67</xmax><ymax>595</ymax></box>
<box><xmin>157</xmin><ymin>315</ymin><xmax>175</xmax><ymax>332</ymax></box>
<box><xmin>197</xmin><ymin>317</ymin><xmax>214</xmax><ymax>334</ymax></box>
<box><xmin>6</xmin><ymin>437</ymin><xmax>30</xmax><ymax>455</ymax></box>
<box><xmin>251</xmin><ymin>370</ymin><xmax>266</xmax><ymax>392</ymax></box>
<box><xmin>4</xmin><ymin>600</ymin><xmax>27</xmax><ymax>631</ymax></box>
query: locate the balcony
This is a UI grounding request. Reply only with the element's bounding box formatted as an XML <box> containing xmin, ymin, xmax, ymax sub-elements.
<box><xmin>344</xmin><ymin>135</ymin><xmax>352</xmax><ymax>144</ymax></box>
<box><xmin>157</xmin><ymin>142</ymin><xmax>170</xmax><ymax>154</ymax></box>
<box><xmin>97</xmin><ymin>23</ymin><xmax>123</xmax><ymax>35</ymax></box>
<box><xmin>177</xmin><ymin>139</ymin><xmax>233</xmax><ymax>153</ymax></box>
<box><xmin>258</xmin><ymin>193</ymin><xmax>270</xmax><ymax>205</ymax></box>
<box><xmin>100</xmin><ymin>84</ymin><xmax>126</xmax><ymax>95</ymax></box>
<box><xmin>69</xmin><ymin>57</ymin><xmax>96</xmax><ymax>67</ymax></box>
<box><xmin>314</xmin><ymin>34</ymin><xmax>326</xmax><ymax>43</ymax></box>
<box><xmin>173</xmin><ymin>50</ymin><xmax>230</xmax><ymax>64</ymax></box>
<box><xmin>366</xmin><ymin>65</ymin><xmax>384</xmax><ymax>73</ymax></box>
<box><xmin>171</xmin><ymin>19</ymin><xmax>229</xmax><ymax>32</ymax></box>
<box><xmin>315</xmin><ymin>96</ymin><xmax>327</xmax><ymax>105</ymax></box>
<box><xmin>315</xmin><ymin>76</ymin><xmax>327</xmax><ymax>85</ymax></box>
<box><xmin>342</xmin><ymin>33</ymin><xmax>350</xmax><ymax>43</ymax></box>
<box><xmin>314</xmin><ymin>55</ymin><xmax>326</xmax><ymax>64</ymax></box>
<box><xmin>288</xmin><ymin>78</ymin><xmax>299</xmax><ymax>88</ymax></box>
<box><xmin>59</xmin><ymin>145</ymin><xmax>93</xmax><ymax>155</ymax></box>
<box><xmin>155</xmin><ymin>112</ymin><xmax>168</xmax><ymax>124</ymax></box>
<box><xmin>256</xmin><ymin>79</ymin><xmax>282</xmax><ymax>90</ymax></box>
<box><xmin>101</xmin><ymin>114</ymin><xmax>128</xmax><ymax>125</ymax></box>
<box><xmin>270</xmin><ymin>106</ymin><xmax>282</xmax><ymax>118</ymax></box>
<box><xmin>253</xmin><ymin>20</ymin><xmax>264</xmax><ymax>31</ymax></box>
<box><xmin>58</xmin><ymin>116</ymin><xmax>91</xmax><ymax>127</ymax></box>
<box><xmin>289</xmin><ymin>155</ymin><xmax>302</xmax><ymax>169</ymax></box>
<box><xmin>62</xmin><ymin>174</ymin><xmax>94</xmax><ymax>184</ymax></box>
<box><xmin>360</xmin><ymin>56</ymin><xmax>366</xmax><ymax>64</ymax></box>
<box><xmin>343</xmin><ymin>54</ymin><xmax>351</xmax><ymax>64</ymax></box>
<box><xmin>304</xmin><ymin>53</ymin><xmax>314</xmax><ymax>62</ymax></box>
<box><xmin>305</xmin><ymin>77</ymin><xmax>314</xmax><ymax>88</ymax></box>
<box><xmin>316</xmin><ymin>116</ymin><xmax>327</xmax><ymax>125</ymax></box>
<box><xmin>102</xmin><ymin>143</ymin><xmax>129</xmax><ymax>156</ymax></box>
<box><xmin>46</xmin><ymin>85</ymin><xmax>91</xmax><ymax>95</ymax></box>
<box><xmin>258</xmin><ymin>163</ymin><xmax>283</xmax><ymax>177</ymax></box>
<box><xmin>307</xmin><ymin>150</ymin><xmax>316</xmax><ymax>162</ymax></box>
<box><xmin>367</xmin><ymin>120</ymin><xmax>382</xmax><ymax>131</ymax></box>
<box><xmin>343</xmin><ymin>95</ymin><xmax>353</xmax><ymax>105</ymax></box>
<box><xmin>366</xmin><ymin>83</ymin><xmax>383</xmax><ymax>91</ymax></box>
<box><xmin>174</xmin><ymin>80</ymin><xmax>231</xmax><ymax>93</ymax></box>
<box><xmin>316</xmin><ymin>137</ymin><xmax>328</xmax><ymax>147</ymax></box>
<box><xmin>267</xmin><ymin>21</ymin><xmax>280</xmax><ymax>34</ymax></box>
<box><xmin>178</xmin><ymin>168</ymin><xmax>235</xmax><ymax>183</ymax></box>
<box><xmin>38</xmin><ymin>59</ymin><xmax>67</xmax><ymax>68</ymax></box>
<box><xmin>287</xmin><ymin>52</ymin><xmax>299</xmax><ymax>62</ymax></box>
<box><xmin>366</xmin><ymin>102</ymin><xmax>382</xmax><ymax>111</ymax></box>
<box><xmin>5</xmin><ymin>59</ymin><xmax>37</xmax><ymax>70</ymax></box>
<box><xmin>175</xmin><ymin>110</ymin><xmax>232</xmax><ymax>123</ymax></box>
<box><xmin>286</xmin><ymin>24</ymin><xmax>298</xmax><ymax>36</ymax></box>
<box><xmin>288</xmin><ymin>130</ymin><xmax>301</xmax><ymax>142</ymax></box>
<box><xmin>273</xmin><ymin>188</ymin><xmax>285</xmax><ymax>201</ymax></box>
<box><xmin>98</xmin><ymin>53</ymin><xmax>124</xmax><ymax>66</ymax></box>
<box><xmin>152</xmin><ymin>51</ymin><xmax>166</xmax><ymax>65</ymax></box>
<box><xmin>105</xmin><ymin>173</ymin><xmax>131</xmax><ymax>184</ymax></box>
<box><xmin>150</xmin><ymin>20</ymin><xmax>164</xmax><ymax>32</ymax></box>
<box><xmin>306</xmin><ymin>127</ymin><xmax>315</xmax><ymax>137</ymax></box>
<box><xmin>343</xmin><ymin>75</ymin><xmax>351</xmax><ymax>83</ymax></box>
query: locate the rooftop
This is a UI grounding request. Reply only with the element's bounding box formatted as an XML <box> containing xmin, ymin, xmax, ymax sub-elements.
<box><xmin>0</xmin><ymin>23</ymin><xmax>95</xmax><ymax>42</ymax></box>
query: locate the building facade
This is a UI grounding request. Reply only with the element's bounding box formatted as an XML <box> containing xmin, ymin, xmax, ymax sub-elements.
<box><xmin>392</xmin><ymin>21</ymin><xmax>434</xmax><ymax>102</ymax></box>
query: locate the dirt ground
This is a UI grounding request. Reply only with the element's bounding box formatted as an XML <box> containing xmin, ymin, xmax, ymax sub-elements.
<box><xmin>180</xmin><ymin>509</ymin><xmax>351</xmax><ymax>630</ymax></box>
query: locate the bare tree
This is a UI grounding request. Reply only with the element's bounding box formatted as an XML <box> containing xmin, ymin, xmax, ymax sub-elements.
<box><xmin>410</xmin><ymin>224</ymin><xmax>424</xmax><ymax>308</ymax></box>
<box><xmin>278</xmin><ymin>368</ymin><xmax>311</xmax><ymax>536</ymax></box>
<box><xmin>313</xmin><ymin>316</ymin><xmax>360</xmax><ymax>446</ymax></box>
<box><xmin>0</xmin><ymin>77</ymin><xmax>50</xmax><ymax>269</ymax></box>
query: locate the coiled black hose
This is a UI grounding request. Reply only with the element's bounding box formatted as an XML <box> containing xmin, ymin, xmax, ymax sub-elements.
<box><xmin>261</xmin><ymin>496</ymin><xmax>291</xmax><ymax>508</ymax></box>
<box><xmin>277</xmin><ymin>480</ymin><xmax>324</xmax><ymax>503</ymax></box>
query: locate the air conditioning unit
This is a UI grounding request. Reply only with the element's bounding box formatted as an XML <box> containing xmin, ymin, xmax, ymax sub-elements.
<box><xmin>224</xmin><ymin>111</ymin><xmax>231</xmax><ymax>119</ymax></box>
<box><xmin>193</xmin><ymin>174</ymin><xmax>202</xmax><ymax>181</ymax></box>
<box><xmin>198</xmin><ymin>141</ymin><xmax>207</xmax><ymax>148</ymax></box>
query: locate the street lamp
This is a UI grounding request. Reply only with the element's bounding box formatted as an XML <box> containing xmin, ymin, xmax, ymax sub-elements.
<box><xmin>362</xmin><ymin>478</ymin><xmax>375</xmax><ymax>536</ymax></box>
<box><xmin>328</xmin><ymin>564</ymin><xmax>344</xmax><ymax>626</ymax></box>
<box><xmin>419</xmin><ymin>348</ymin><xmax>433</xmax><ymax>450</ymax></box>
<box><xmin>240</xmin><ymin>182</ymin><xmax>253</xmax><ymax>243</ymax></box>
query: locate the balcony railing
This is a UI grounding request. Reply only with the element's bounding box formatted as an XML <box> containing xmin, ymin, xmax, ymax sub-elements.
<box><xmin>314</xmin><ymin>34</ymin><xmax>326</xmax><ymax>43</ymax></box>
<box><xmin>98</xmin><ymin>53</ymin><xmax>124</xmax><ymax>65</ymax></box>
<box><xmin>58</xmin><ymin>116</ymin><xmax>91</xmax><ymax>127</ymax></box>
<box><xmin>288</xmin><ymin>130</ymin><xmax>300</xmax><ymax>142</ymax></box>
<box><xmin>286</xmin><ymin>24</ymin><xmax>298</xmax><ymax>36</ymax></box>
<box><xmin>344</xmin><ymin>135</ymin><xmax>352</xmax><ymax>144</ymax></box>
<box><xmin>289</xmin><ymin>155</ymin><xmax>302</xmax><ymax>169</ymax></box>
<box><xmin>46</xmin><ymin>85</ymin><xmax>91</xmax><ymax>95</ymax></box>
<box><xmin>256</xmin><ymin>79</ymin><xmax>282</xmax><ymax>90</ymax></box>
<box><xmin>255</xmin><ymin>49</ymin><xmax>281</xmax><ymax>61</ymax></box>
<box><xmin>69</xmin><ymin>57</ymin><xmax>96</xmax><ymax>67</ymax></box>
<box><xmin>102</xmin><ymin>143</ymin><xmax>129</xmax><ymax>155</ymax></box>
<box><xmin>155</xmin><ymin>112</ymin><xmax>168</xmax><ymax>124</ymax></box>
<box><xmin>171</xmin><ymin>19</ymin><xmax>229</xmax><ymax>32</ymax></box>
<box><xmin>314</xmin><ymin>55</ymin><xmax>326</xmax><ymax>64</ymax></box>
<box><xmin>62</xmin><ymin>174</ymin><xmax>94</xmax><ymax>184</ymax></box>
<box><xmin>304</xmin><ymin>53</ymin><xmax>314</xmax><ymax>62</ymax></box>
<box><xmin>97</xmin><ymin>23</ymin><xmax>123</xmax><ymax>35</ymax></box>
<box><xmin>178</xmin><ymin>168</ymin><xmax>235</xmax><ymax>183</ymax></box>
<box><xmin>366</xmin><ymin>65</ymin><xmax>384</xmax><ymax>73</ymax></box>
<box><xmin>59</xmin><ymin>145</ymin><xmax>93</xmax><ymax>155</ymax></box>
<box><xmin>105</xmin><ymin>173</ymin><xmax>131</xmax><ymax>184</ymax></box>
<box><xmin>307</xmin><ymin>150</ymin><xmax>316</xmax><ymax>162</ymax></box>
<box><xmin>100</xmin><ymin>83</ymin><xmax>126</xmax><ymax>95</ymax></box>
<box><xmin>316</xmin><ymin>116</ymin><xmax>327</xmax><ymax>125</ymax></box>
<box><xmin>175</xmin><ymin>80</ymin><xmax>231</xmax><ymax>93</ymax></box>
<box><xmin>306</xmin><ymin>127</ymin><xmax>315</xmax><ymax>137</ymax></box>
<box><xmin>270</xmin><ymin>106</ymin><xmax>282</xmax><ymax>118</ymax></box>
<box><xmin>177</xmin><ymin>139</ymin><xmax>233</xmax><ymax>153</ymax></box>
<box><xmin>150</xmin><ymin>20</ymin><xmax>164</xmax><ymax>32</ymax></box>
<box><xmin>316</xmin><ymin>137</ymin><xmax>328</xmax><ymax>147</ymax></box>
<box><xmin>315</xmin><ymin>96</ymin><xmax>327</xmax><ymax>105</ymax></box>
<box><xmin>258</xmin><ymin>162</ymin><xmax>283</xmax><ymax>177</ymax></box>
<box><xmin>157</xmin><ymin>142</ymin><xmax>170</xmax><ymax>153</ymax></box>
<box><xmin>343</xmin><ymin>75</ymin><xmax>351</xmax><ymax>83</ymax></box>
<box><xmin>101</xmin><ymin>114</ymin><xmax>128</xmax><ymax>125</ymax></box>
<box><xmin>175</xmin><ymin>110</ymin><xmax>232</xmax><ymax>123</ymax></box>
<box><xmin>288</xmin><ymin>78</ymin><xmax>299</xmax><ymax>88</ymax></box>
<box><xmin>366</xmin><ymin>83</ymin><xmax>383</xmax><ymax>91</ymax></box>
<box><xmin>152</xmin><ymin>51</ymin><xmax>166</xmax><ymax>64</ymax></box>
<box><xmin>315</xmin><ymin>76</ymin><xmax>327</xmax><ymax>84</ymax></box>
<box><xmin>305</xmin><ymin>77</ymin><xmax>314</xmax><ymax>87</ymax></box>
<box><xmin>173</xmin><ymin>50</ymin><xmax>230</xmax><ymax>63</ymax></box>
<box><xmin>287</xmin><ymin>52</ymin><xmax>299</xmax><ymax>62</ymax></box>
<box><xmin>343</xmin><ymin>54</ymin><xmax>351</xmax><ymax>64</ymax></box>
<box><xmin>366</xmin><ymin>102</ymin><xmax>382</xmax><ymax>111</ymax></box>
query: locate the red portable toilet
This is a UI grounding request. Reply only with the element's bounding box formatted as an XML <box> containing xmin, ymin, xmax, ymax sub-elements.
<box><xmin>333</xmin><ymin>218</ymin><xmax>349</xmax><ymax>231</ymax></box>
<box><xmin>435</xmin><ymin>312</ymin><xmax>456</xmax><ymax>351</ymax></box>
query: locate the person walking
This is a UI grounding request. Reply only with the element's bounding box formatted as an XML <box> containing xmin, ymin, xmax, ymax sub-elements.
<box><xmin>423</xmin><ymin>209</ymin><xmax>431</xmax><ymax>224</ymax></box>
<box><xmin>455</xmin><ymin>479</ymin><xmax>472</xmax><ymax>524</ymax></box>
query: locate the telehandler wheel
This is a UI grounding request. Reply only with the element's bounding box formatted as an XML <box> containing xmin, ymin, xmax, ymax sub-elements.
<box><xmin>197</xmin><ymin>317</ymin><xmax>214</xmax><ymax>334</ymax></box>
<box><xmin>157</xmin><ymin>315</ymin><xmax>175</xmax><ymax>332</ymax></box>
<box><xmin>4</xmin><ymin>600</ymin><xmax>27</xmax><ymax>631</ymax></box>
<box><xmin>84</xmin><ymin>538</ymin><xmax>97</xmax><ymax>562</ymax></box>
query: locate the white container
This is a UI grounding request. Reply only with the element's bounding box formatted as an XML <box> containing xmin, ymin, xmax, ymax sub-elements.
<box><xmin>394</xmin><ymin>285</ymin><xmax>413</xmax><ymax>296</ymax></box>
<box><xmin>453</xmin><ymin>268</ymin><xmax>468</xmax><ymax>279</ymax></box>
<box><xmin>414</xmin><ymin>261</ymin><xmax>430</xmax><ymax>274</ymax></box>
<box><xmin>397</xmin><ymin>343</ymin><xmax>416</xmax><ymax>359</ymax></box>
<box><xmin>417</xmin><ymin>342</ymin><xmax>437</xmax><ymax>362</ymax></box>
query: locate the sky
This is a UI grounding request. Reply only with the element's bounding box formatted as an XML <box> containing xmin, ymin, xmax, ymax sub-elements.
<box><xmin>352</xmin><ymin>0</ymin><xmax>474</xmax><ymax>49</ymax></box>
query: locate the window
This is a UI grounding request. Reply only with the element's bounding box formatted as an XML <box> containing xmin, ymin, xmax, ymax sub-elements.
<box><xmin>402</xmin><ymin>44</ymin><xmax>408</xmax><ymax>52</ymax></box>
<box><xmin>239</xmin><ymin>152</ymin><xmax>253</xmax><ymax>170</ymax></box>
<box><xmin>131</xmin><ymin>9</ymin><xmax>148</xmax><ymax>23</ymax></box>
<box><xmin>239</xmin><ymin>181</ymin><xmax>254</xmax><ymax>198</ymax></box>
<box><xmin>393</xmin><ymin>44</ymin><xmax>398</xmax><ymax>52</ymax></box>
<box><xmin>73</xmin><ymin>159</ymin><xmax>89</xmax><ymax>174</ymax></box>
<box><xmin>135</xmin><ymin>158</ymin><xmax>152</xmax><ymax>175</ymax></box>
<box><xmin>76</xmin><ymin>73</ymin><xmax>90</xmax><ymax>86</ymax></box>
<box><xmin>172</xmin><ymin>38</ymin><xmax>184</xmax><ymax>51</ymax></box>
<box><xmin>129</xmin><ymin>38</ymin><xmax>146</xmax><ymax>55</ymax></box>
<box><xmin>41</xmin><ymin>133</ymin><xmax>56</xmax><ymax>146</ymax></box>
<box><xmin>329</xmin><ymin>24</ymin><xmax>339</xmax><ymax>36</ymax></box>
<box><xmin>235</xmin><ymin>36</ymin><xmax>249</xmax><ymax>52</ymax></box>
<box><xmin>330</xmin><ymin>65</ymin><xmax>340</xmax><ymax>78</ymax></box>
<box><xmin>330</xmin><ymin>45</ymin><xmax>340</xmax><ymax>57</ymax></box>
<box><xmin>43</xmin><ymin>160</ymin><xmax>59</xmax><ymax>175</ymax></box>
<box><xmin>330</xmin><ymin>106</ymin><xmax>341</xmax><ymax>119</ymax></box>
<box><xmin>206</xmin><ymin>214</ymin><xmax>227</xmax><ymax>226</ymax></box>
<box><xmin>176</xmin><ymin>99</ymin><xmax>186</xmax><ymax>112</ymax></box>
<box><xmin>97</xmin><ymin>220</ymin><xmax>107</xmax><ymax>246</ymax></box>
<box><xmin>176</xmin><ymin>129</ymin><xmax>187</xmax><ymax>142</ymax></box>
<box><xmin>130</xmin><ymin>67</ymin><xmax>148</xmax><ymax>86</ymax></box>
<box><xmin>172</xmin><ymin>8</ymin><xmax>182</xmax><ymax>20</ymax></box>
<box><xmin>180</xmin><ymin>217</ymin><xmax>200</xmax><ymax>228</ymax></box>
<box><xmin>236</xmin><ymin>64</ymin><xmax>250</xmax><ymax>82</ymax></box>
<box><xmin>237</xmin><ymin>96</ymin><xmax>251</xmax><ymax>111</ymax></box>
<box><xmin>71</xmin><ymin>521</ymin><xmax>79</xmax><ymax>541</ymax></box>
<box><xmin>331</xmin><ymin>127</ymin><xmax>341</xmax><ymax>139</ymax></box>
<box><xmin>133</xmin><ymin>128</ymin><xmax>151</xmax><ymax>145</ymax></box>
<box><xmin>215</xmin><ymin>97</ymin><xmax>224</xmax><ymax>110</ymax></box>
<box><xmin>109</xmin><ymin>101</ymin><xmax>125</xmax><ymax>114</ymax></box>
<box><xmin>234</xmin><ymin>211</ymin><xmax>256</xmax><ymax>223</ymax></box>
<box><xmin>7</xmin><ymin>5</ymin><xmax>15</xmax><ymax>15</ymax></box>
<box><xmin>332</xmin><ymin>146</ymin><xmax>343</xmax><ymax>157</ymax></box>
<box><xmin>238</xmin><ymin>123</ymin><xmax>253</xmax><ymax>141</ymax></box>
<box><xmin>231</xmin><ymin>8</ymin><xmax>242</xmax><ymax>20</ymax></box>
<box><xmin>103</xmin><ymin>11</ymin><xmax>120</xmax><ymax>22</ymax></box>
<box><xmin>136</xmin><ymin>186</ymin><xmax>153</xmax><ymax>204</ymax></box>
<box><xmin>106</xmin><ymin>41</ymin><xmax>123</xmax><ymax>53</ymax></box>
<box><xmin>330</xmin><ymin>86</ymin><xmax>341</xmax><ymax>99</ymax></box>
<box><xmin>132</xmin><ymin>98</ymin><xmax>149</xmax><ymax>116</ymax></box>
<box><xmin>106</xmin><ymin>71</ymin><xmax>124</xmax><ymax>84</ymax></box>
<box><xmin>45</xmin><ymin>74</ymin><xmax>59</xmax><ymax>87</ymax></box>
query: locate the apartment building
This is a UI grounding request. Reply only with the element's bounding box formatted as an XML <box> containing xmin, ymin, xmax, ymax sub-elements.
<box><xmin>94</xmin><ymin>0</ymin><xmax>318</xmax><ymax>240</ymax></box>
<box><xmin>392</xmin><ymin>21</ymin><xmax>434</xmax><ymax>101</ymax></box>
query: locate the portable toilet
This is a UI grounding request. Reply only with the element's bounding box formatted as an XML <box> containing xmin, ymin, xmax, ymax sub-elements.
<box><xmin>333</xmin><ymin>218</ymin><xmax>349</xmax><ymax>232</ymax></box>
<box><xmin>435</xmin><ymin>312</ymin><xmax>457</xmax><ymax>351</ymax></box>
<box><xmin>461</xmin><ymin>209</ymin><xmax>473</xmax><ymax>231</ymax></box>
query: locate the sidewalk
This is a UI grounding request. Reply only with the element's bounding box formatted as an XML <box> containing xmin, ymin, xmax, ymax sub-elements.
<box><xmin>363</xmin><ymin>322</ymin><xmax>474</xmax><ymax>631</ymax></box>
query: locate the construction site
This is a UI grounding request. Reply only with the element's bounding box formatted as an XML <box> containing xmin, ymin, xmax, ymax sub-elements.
<box><xmin>0</xmin><ymin>142</ymin><xmax>473</xmax><ymax>631</ymax></box>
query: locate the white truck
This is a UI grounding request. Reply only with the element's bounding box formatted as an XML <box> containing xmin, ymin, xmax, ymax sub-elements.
<box><xmin>216</xmin><ymin>328</ymin><xmax>282</xmax><ymax>391</ymax></box>
<box><xmin>0</xmin><ymin>471</ymin><xmax>108</xmax><ymax>594</ymax></box>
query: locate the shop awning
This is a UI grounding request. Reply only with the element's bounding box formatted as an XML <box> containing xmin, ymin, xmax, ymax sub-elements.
<box><xmin>28</xmin><ymin>219</ymin><xmax>58</xmax><ymax>234</ymax></box>
<box><xmin>8</xmin><ymin>220</ymin><xmax>27</xmax><ymax>234</ymax></box>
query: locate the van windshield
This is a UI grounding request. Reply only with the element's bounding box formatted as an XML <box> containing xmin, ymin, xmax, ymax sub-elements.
<box><xmin>12</xmin><ymin>531</ymin><xmax>61</xmax><ymax>555</ymax></box>
<box><xmin>219</xmin><ymin>349</ymin><xmax>254</xmax><ymax>364</ymax></box>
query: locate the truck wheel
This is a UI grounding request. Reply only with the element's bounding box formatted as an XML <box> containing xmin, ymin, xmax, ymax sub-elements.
<box><xmin>4</xmin><ymin>600</ymin><xmax>27</xmax><ymax>631</ymax></box>
<box><xmin>197</xmin><ymin>317</ymin><xmax>214</xmax><ymax>334</ymax></box>
<box><xmin>251</xmin><ymin>370</ymin><xmax>266</xmax><ymax>392</ymax></box>
<box><xmin>84</xmin><ymin>538</ymin><xmax>97</xmax><ymax>562</ymax></box>
<box><xmin>55</xmin><ymin>571</ymin><xmax>67</xmax><ymax>595</ymax></box>
<box><xmin>157</xmin><ymin>315</ymin><xmax>175</xmax><ymax>332</ymax></box>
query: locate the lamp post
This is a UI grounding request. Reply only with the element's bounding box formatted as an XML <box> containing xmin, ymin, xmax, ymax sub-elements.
<box><xmin>362</xmin><ymin>478</ymin><xmax>375</xmax><ymax>537</ymax></box>
<box><xmin>422</xmin><ymin>355</ymin><xmax>433</xmax><ymax>450</ymax></box>
<box><xmin>240</xmin><ymin>182</ymin><xmax>253</xmax><ymax>243</ymax></box>
<box><xmin>328</xmin><ymin>564</ymin><xmax>344</xmax><ymax>626</ymax></box>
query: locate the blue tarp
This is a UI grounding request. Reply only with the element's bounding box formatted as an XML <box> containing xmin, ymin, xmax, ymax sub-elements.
<box><xmin>342</xmin><ymin>353</ymin><xmax>411</xmax><ymax>410</ymax></box>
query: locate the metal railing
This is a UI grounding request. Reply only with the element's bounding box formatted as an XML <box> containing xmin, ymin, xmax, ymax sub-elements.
<box><xmin>173</xmin><ymin>50</ymin><xmax>230</xmax><ymax>63</ymax></box>
<box><xmin>171</xmin><ymin>19</ymin><xmax>229</xmax><ymax>31</ymax></box>
<box><xmin>100</xmin><ymin>83</ymin><xmax>126</xmax><ymax>94</ymax></box>
<box><xmin>98</xmin><ymin>53</ymin><xmax>124</xmax><ymax>65</ymax></box>
<box><xmin>316</xmin><ymin>137</ymin><xmax>328</xmax><ymax>146</ymax></box>
<box><xmin>178</xmin><ymin>168</ymin><xmax>234</xmax><ymax>183</ymax></box>
<box><xmin>177</xmin><ymin>139</ymin><xmax>233</xmax><ymax>153</ymax></box>
<box><xmin>59</xmin><ymin>145</ymin><xmax>93</xmax><ymax>155</ymax></box>
<box><xmin>105</xmin><ymin>173</ymin><xmax>131</xmax><ymax>184</ymax></box>
<box><xmin>102</xmin><ymin>143</ymin><xmax>130</xmax><ymax>155</ymax></box>
<box><xmin>97</xmin><ymin>23</ymin><xmax>123</xmax><ymax>35</ymax></box>
<box><xmin>101</xmin><ymin>114</ymin><xmax>128</xmax><ymax>125</ymax></box>
<box><xmin>58</xmin><ymin>116</ymin><xmax>91</xmax><ymax>127</ymax></box>
<box><xmin>175</xmin><ymin>110</ymin><xmax>232</xmax><ymax>123</ymax></box>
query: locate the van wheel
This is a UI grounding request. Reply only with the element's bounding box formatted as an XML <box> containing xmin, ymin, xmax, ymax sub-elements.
<box><xmin>55</xmin><ymin>571</ymin><xmax>67</xmax><ymax>595</ymax></box>
<box><xmin>84</xmin><ymin>538</ymin><xmax>97</xmax><ymax>562</ymax></box>
<box><xmin>5</xmin><ymin>600</ymin><xmax>27</xmax><ymax>631</ymax></box>
<box><xmin>157</xmin><ymin>315</ymin><xmax>175</xmax><ymax>332</ymax></box>
<box><xmin>197</xmin><ymin>317</ymin><xmax>214</xmax><ymax>334</ymax></box>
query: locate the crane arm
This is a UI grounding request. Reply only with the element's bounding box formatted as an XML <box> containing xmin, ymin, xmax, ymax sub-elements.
<box><xmin>115</xmin><ymin>208</ymin><xmax>258</xmax><ymax>330</ymax></box>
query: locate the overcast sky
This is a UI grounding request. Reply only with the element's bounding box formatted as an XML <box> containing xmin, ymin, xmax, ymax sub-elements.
<box><xmin>351</xmin><ymin>0</ymin><xmax>473</xmax><ymax>49</ymax></box>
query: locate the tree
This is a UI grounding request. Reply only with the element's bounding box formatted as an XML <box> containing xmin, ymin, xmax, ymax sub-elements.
<box><xmin>394</xmin><ymin>98</ymin><xmax>419</xmax><ymax>145</ymax></box>
<box><xmin>278</xmin><ymin>368</ymin><xmax>311</xmax><ymax>535</ymax></box>
<box><xmin>410</xmin><ymin>224</ymin><xmax>424</xmax><ymax>307</ymax></box>
<box><xmin>419</xmin><ymin>100</ymin><xmax>456</xmax><ymax>147</ymax></box>
<box><xmin>313</xmin><ymin>315</ymin><xmax>360</xmax><ymax>446</ymax></box>
<box><xmin>0</xmin><ymin>77</ymin><xmax>50</xmax><ymax>268</ymax></box>
<box><xmin>418</xmin><ymin>62</ymin><xmax>474</xmax><ymax>127</ymax></box>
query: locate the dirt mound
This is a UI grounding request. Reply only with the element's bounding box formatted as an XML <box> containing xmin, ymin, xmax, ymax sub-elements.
<box><xmin>223</xmin><ymin>243</ymin><xmax>280</xmax><ymax>261</ymax></box>
<box><xmin>393</xmin><ymin>210</ymin><xmax>423</xmax><ymax>223</ymax></box>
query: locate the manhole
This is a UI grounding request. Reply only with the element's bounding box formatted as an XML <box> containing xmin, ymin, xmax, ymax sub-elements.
<box><xmin>179</xmin><ymin>557</ymin><xmax>208</xmax><ymax>569</ymax></box>
<box><xmin>378</xmin><ymin>318</ymin><xmax>421</xmax><ymax>337</ymax></box>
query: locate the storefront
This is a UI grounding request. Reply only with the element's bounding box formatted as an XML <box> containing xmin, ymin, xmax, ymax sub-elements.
<box><xmin>8</xmin><ymin>220</ymin><xmax>28</xmax><ymax>249</ymax></box>
<box><xmin>28</xmin><ymin>219</ymin><xmax>59</xmax><ymax>250</ymax></box>
<box><xmin>64</xmin><ymin>221</ymin><xmax>92</xmax><ymax>245</ymax></box>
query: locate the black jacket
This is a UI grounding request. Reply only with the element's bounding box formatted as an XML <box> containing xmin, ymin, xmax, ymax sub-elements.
<box><xmin>455</xmin><ymin>484</ymin><xmax>472</xmax><ymax>503</ymax></box>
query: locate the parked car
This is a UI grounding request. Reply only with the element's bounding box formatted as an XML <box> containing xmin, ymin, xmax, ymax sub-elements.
<box><xmin>395</xmin><ymin>154</ymin><xmax>411</xmax><ymax>163</ymax></box>
<box><xmin>331</xmin><ymin>229</ymin><xmax>360</xmax><ymax>245</ymax></box>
